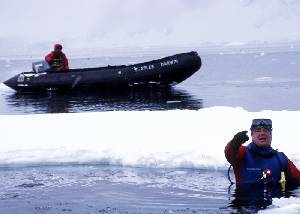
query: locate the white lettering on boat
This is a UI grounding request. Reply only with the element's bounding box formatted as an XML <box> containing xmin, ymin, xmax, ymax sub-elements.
<box><xmin>160</xmin><ymin>59</ymin><xmax>179</xmax><ymax>67</ymax></box>
<box><xmin>133</xmin><ymin>64</ymin><xmax>155</xmax><ymax>72</ymax></box>
<box><xmin>17</xmin><ymin>84</ymin><xmax>29</xmax><ymax>87</ymax></box>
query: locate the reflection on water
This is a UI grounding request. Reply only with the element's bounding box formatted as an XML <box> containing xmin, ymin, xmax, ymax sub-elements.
<box><xmin>4</xmin><ymin>88</ymin><xmax>203</xmax><ymax>114</ymax></box>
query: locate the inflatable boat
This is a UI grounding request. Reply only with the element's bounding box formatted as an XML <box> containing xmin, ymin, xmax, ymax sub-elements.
<box><xmin>3</xmin><ymin>51</ymin><xmax>201</xmax><ymax>93</ymax></box>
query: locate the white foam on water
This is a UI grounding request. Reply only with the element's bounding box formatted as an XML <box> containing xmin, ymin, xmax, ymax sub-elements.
<box><xmin>0</xmin><ymin>83</ymin><xmax>14</xmax><ymax>92</ymax></box>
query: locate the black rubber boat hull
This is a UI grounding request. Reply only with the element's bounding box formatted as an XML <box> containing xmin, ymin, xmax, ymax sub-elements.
<box><xmin>4</xmin><ymin>51</ymin><xmax>201</xmax><ymax>93</ymax></box>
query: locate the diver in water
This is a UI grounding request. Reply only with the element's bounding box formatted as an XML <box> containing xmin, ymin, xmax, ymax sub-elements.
<box><xmin>225</xmin><ymin>118</ymin><xmax>300</xmax><ymax>186</ymax></box>
<box><xmin>45</xmin><ymin>44</ymin><xmax>69</xmax><ymax>71</ymax></box>
<box><xmin>225</xmin><ymin>119</ymin><xmax>300</xmax><ymax>212</ymax></box>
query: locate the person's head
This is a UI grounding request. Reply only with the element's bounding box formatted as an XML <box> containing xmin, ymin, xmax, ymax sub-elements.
<box><xmin>250</xmin><ymin>119</ymin><xmax>272</xmax><ymax>148</ymax></box>
<box><xmin>54</xmin><ymin>44</ymin><xmax>63</xmax><ymax>52</ymax></box>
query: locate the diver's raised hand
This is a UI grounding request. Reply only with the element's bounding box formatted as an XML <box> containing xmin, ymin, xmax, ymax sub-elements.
<box><xmin>230</xmin><ymin>131</ymin><xmax>249</xmax><ymax>149</ymax></box>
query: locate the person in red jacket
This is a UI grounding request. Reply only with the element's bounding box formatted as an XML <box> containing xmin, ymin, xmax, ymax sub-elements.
<box><xmin>225</xmin><ymin>119</ymin><xmax>300</xmax><ymax>187</ymax></box>
<box><xmin>45</xmin><ymin>44</ymin><xmax>69</xmax><ymax>71</ymax></box>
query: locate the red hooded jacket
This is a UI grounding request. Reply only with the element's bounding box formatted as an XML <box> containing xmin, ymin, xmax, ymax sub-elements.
<box><xmin>45</xmin><ymin>51</ymin><xmax>69</xmax><ymax>71</ymax></box>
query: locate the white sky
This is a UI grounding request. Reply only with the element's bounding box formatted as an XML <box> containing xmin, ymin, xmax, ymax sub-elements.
<box><xmin>0</xmin><ymin>0</ymin><xmax>300</xmax><ymax>55</ymax></box>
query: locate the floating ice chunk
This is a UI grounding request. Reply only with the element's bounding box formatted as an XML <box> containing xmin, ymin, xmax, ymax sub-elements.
<box><xmin>0</xmin><ymin>107</ymin><xmax>300</xmax><ymax>169</ymax></box>
<box><xmin>254</xmin><ymin>77</ymin><xmax>272</xmax><ymax>82</ymax></box>
<box><xmin>224</xmin><ymin>42</ymin><xmax>246</xmax><ymax>46</ymax></box>
<box><xmin>166</xmin><ymin>101</ymin><xmax>181</xmax><ymax>104</ymax></box>
<box><xmin>259</xmin><ymin>197</ymin><xmax>300</xmax><ymax>214</ymax></box>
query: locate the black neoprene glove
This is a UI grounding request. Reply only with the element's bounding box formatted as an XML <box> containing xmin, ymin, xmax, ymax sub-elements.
<box><xmin>229</xmin><ymin>130</ymin><xmax>249</xmax><ymax>150</ymax></box>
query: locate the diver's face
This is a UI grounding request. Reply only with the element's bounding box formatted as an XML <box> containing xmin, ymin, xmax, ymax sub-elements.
<box><xmin>252</xmin><ymin>127</ymin><xmax>272</xmax><ymax>148</ymax></box>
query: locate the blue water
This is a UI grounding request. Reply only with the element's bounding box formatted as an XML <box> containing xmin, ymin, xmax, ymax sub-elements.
<box><xmin>1</xmin><ymin>49</ymin><xmax>300</xmax><ymax>213</ymax></box>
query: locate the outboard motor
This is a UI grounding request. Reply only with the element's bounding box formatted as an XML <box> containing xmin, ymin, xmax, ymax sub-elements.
<box><xmin>32</xmin><ymin>61</ymin><xmax>50</xmax><ymax>73</ymax></box>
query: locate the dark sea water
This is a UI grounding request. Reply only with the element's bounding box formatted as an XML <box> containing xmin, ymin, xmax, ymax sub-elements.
<box><xmin>1</xmin><ymin>48</ymin><xmax>300</xmax><ymax>213</ymax></box>
<box><xmin>0</xmin><ymin>165</ymin><xmax>299</xmax><ymax>214</ymax></box>
<box><xmin>0</xmin><ymin>166</ymin><xmax>230</xmax><ymax>214</ymax></box>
